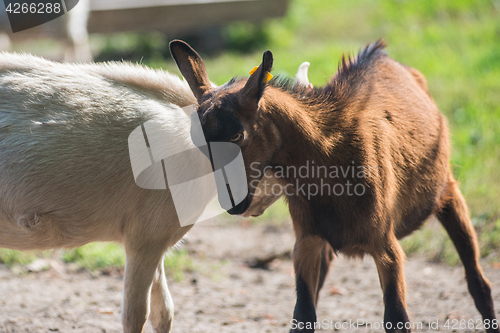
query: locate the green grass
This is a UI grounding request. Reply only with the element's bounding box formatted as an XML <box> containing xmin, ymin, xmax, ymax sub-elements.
<box><xmin>0</xmin><ymin>249</ymin><xmax>49</xmax><ymax>266</ymax></box>
<box><xmin>1</xmin><ymin>0</ymin><xmax>500</xmax><ymax>270</ymax></box>
<box><xmin>0</xmin><ymin>244</ymin><xmax>193</xmax><ymax>282</ymax></box>
<box><xmin>61</xmin><ymin>243</ymin><xmax>126</xmax><ymax>270</ymax></box>
<box><xmin>163</xmin><ymin>249</ymin><xmax>194</xmax><ymax>282</ymax></box>
<box><xmin>251</xmin><ymin>198</ymin><xmax>291</xmax><ymax>225</ymax></box>
<box><xmin>61</xmin><ymin>244</ymin><xmax>192</xmax><ymax>281</ymax></box>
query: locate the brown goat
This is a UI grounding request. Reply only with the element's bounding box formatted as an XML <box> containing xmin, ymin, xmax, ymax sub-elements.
<box><xmin>169</xmin><ymin>39</ymin><xmax>498</xmax><ymax>333</ymax></box>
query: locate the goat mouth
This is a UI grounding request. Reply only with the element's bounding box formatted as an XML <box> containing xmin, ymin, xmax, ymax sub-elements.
<box><xmin>241</xmin><ymin>210</ymin><xmax>263</xmax><ymax>218</ymax></box>
<box><xmin>227</xmin><ymin>195</ymin><xmax>252</xmax><ymax>215</ymax></box>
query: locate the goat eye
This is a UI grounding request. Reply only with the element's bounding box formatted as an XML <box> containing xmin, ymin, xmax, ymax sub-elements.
<box><xmin>230</xmin><ymin>132</ymin><xmax>244</xmax><ymax>143</ymax></box>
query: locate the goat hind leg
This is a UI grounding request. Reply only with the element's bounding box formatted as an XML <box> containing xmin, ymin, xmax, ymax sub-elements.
<box><xmin>436</xmin><ymin>178</ymin><xmax>498</xmax><ymax>332</ymax></box>
<box><xmin>373</xmin><ymin>233</ymin><xmax>411</xmax><ymax>333</ymax></box>
<box><xmin>149</xmin><ymin>256</ymin><xmax>175</xmax><ymax>333</ymax></box>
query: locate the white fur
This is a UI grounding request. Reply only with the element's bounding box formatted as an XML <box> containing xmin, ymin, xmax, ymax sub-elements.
<box><xmin>0</xmin><ymin>52</ymin><xmax>271</xmax><ymax>333</ymax></box>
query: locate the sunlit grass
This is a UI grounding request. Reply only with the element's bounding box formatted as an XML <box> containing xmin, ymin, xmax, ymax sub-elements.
<box><xmin>0</xmin><ymin>249</ymin><xmax>49</xmax><ymax>266</ymax></box>
<box><xmin>1</xmin><ymin>243</ymin><xmax>193</xmax><ymax>282</ymax></box>
<box><xmin>164</xmin><ymin>249</ymin><xmax>194</xmax><ymax>282</ymax></box>
<box><xmin>250</xmin><ymin>198</ymin><xmax>290</xmax><ymax>225</ymax></box>
<box><xmin>61</xmin><ymin>242</ymin><xmax>126</xmax><ymax>270</ymax></box>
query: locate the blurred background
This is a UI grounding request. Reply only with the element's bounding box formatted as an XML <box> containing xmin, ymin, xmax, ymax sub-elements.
<box><xmin>0</xmin><ymin>0</ymin><xmax>499</xmax><ymax>272</ymax></box>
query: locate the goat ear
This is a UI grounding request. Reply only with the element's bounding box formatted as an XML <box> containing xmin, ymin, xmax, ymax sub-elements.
<box><xmin>242</xmin><ymin>50</ymin><xmax>273</xmax><ymax>101</ymax></box>
<box><xmin>169</xmin><ymin>40</ymin><xmax>211</xmax><ymax>101</ymax></box>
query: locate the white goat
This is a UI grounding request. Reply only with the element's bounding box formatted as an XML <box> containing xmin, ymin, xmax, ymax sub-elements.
<box><xmin>0</xmin><ymin>52</ymin><xmax>274</xmax><ymax>332</ymax></box>
<box><xmin>0</xmin><ymin>53</ymin><xmax>309</xmax><ymax>331</ymax></box>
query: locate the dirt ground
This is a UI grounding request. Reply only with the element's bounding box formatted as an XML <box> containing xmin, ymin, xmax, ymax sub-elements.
<box><xmin>1</xmin><ymin>219</ymin><xmax>500</xmax><ymax>333</ymax></box>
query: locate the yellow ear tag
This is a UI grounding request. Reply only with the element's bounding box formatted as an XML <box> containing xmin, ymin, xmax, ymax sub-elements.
<box><xmin>249</xmin><ymin>66</ymin><xmax>273</xmax><ymax>82</ymax></box>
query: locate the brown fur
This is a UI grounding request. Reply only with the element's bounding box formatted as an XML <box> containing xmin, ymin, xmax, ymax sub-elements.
<box><xmin>170</xmin><ymin>39</ymin><xmax>498</xmax><ymax>333</ymax></box>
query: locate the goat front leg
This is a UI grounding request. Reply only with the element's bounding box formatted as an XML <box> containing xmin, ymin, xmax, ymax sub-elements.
<box><xmin>315</xmin><ymin>242</ymin><xmax>334</xmax><ymax>305</ymax></box>
<box><xmin>122</xmin><ymin>242</ymin><xmax>167</xmax><ymax>333</ymax></box>
<box><xmin>149</xmin><ymin>257</ymin><xmax>174</xmax><ymax>333</ymax></box>
<box><xmin>373</xmin><ymin>233</ymin><xmax>411</xmax><ymax>333</ymax></box>
<box><xmin>291</xmin><ymin>234</ymin><xmax>325</xmax><ymax>333</ymax></box>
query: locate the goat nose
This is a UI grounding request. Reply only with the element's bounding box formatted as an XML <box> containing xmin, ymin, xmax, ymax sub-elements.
<box><xmin>209</xmin><ymin>142</ymin><xmax>248</xmax><ymax>211</ymax></box>
<box><xmin>227</xmin><ymin>196</ymin><xmax>251</xmax><ymax>215</ymax></box>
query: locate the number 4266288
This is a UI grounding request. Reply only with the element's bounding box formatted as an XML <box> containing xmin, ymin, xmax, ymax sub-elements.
<box><xmin>5</xmin><ymin>2</ymin><xmax>62</xmax><ymax>14</ymax></box>
<box><xmin>444</xmin><ymin>319</ymin><xmax>498</xmax><ymax>330</ymax></box>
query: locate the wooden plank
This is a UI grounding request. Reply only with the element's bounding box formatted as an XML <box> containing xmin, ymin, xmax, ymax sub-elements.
<box><xmin>90</xmin><ymin>0</ymin><xmax>253</xmax><ymax>11</ymax></box>
<box><xmin>87</xmin><ymin>0</ymin><xmax>289</xmax><ymax>34</ymax></box>
<box><xmin>1</xmin><ymin>0</ymin><xmax>289</xmax><ymax>39</ymax></box>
